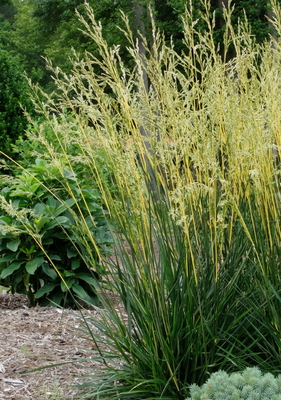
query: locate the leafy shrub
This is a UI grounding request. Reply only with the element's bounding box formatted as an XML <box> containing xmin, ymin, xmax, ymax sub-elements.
<box><xmin>0</xmin><ymin>49</ymin><xmax>33</xmax><ymax>159</ymax></box>
<box><xmin>186</xmin><ymin>367</ymin><xmax>281</xmax><ymax>400</ymax></box>
<box><xmin>0</xmin><ymin>158</ymin><xmax>112</xmax><ymax>307</ymax></box>
<box><xmin>12</xmin><ymin>114</ymin><xmax>118</xmax><ymax>204</ymax></box>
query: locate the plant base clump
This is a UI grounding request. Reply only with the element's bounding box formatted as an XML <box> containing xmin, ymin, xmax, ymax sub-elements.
<box><xmin>187</xmin><ymin>367</ymin><xmax>281</xmax><ymax>400</ymax></box>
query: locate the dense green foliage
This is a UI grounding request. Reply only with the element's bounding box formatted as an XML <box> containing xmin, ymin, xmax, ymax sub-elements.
<box><xmin>0</xmin><ymin>0</ymin><xmax>279</xmax><ymax>90</ymax></box>
<box><xmin>187</xmin><ymin>367</ymin><xmax>281</xmax><ymax>400</ymax></box>
<box><xmin>0</xmin><ymin>0</ymin><xmax>16</xmax><ymax>49</ymax></box>
<box><xmin>21</xmin><ymin>2</ymin><xmax>281</xmax><ymax>398</ymax></box>
<box><xmin>0</xmin><ymin>50</ymin><xmax>33</xmax><ymax>158</ymax></box>
<box><xmin>0</xmin><ymin>158</ymin><xmax>112</xmax><ymax>307</ymax></box>
<box><xmin>10</xmin><ymin>0</ymin><xmax>46</xmax><ymax>84</ymax></box>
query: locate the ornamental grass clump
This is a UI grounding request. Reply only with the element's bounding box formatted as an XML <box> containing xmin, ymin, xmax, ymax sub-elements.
<box><xmin>187</xmin><ymin>367</ymin><xmax>281</xmax><ymax>400</ymax></box>
<box><xmin>6</xmin><ymin>0</ymin><xmax>281</xmax><ymax>398</ymax></box>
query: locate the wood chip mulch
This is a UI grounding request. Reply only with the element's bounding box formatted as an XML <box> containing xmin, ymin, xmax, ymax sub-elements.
<box><xmin>0</xmin><ymin>293</ymin><xmax>112</xmax><ymax>400</ymax></box>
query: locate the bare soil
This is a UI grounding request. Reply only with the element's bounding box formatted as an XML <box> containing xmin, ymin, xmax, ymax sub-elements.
<box><xmin>0</xmin><ymin>293</ymin><xmax>112</xmax><ymax>400</ymax></box>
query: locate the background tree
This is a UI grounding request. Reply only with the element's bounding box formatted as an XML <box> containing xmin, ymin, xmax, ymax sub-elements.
<box><xmin>0</xmin><ymin>0</ymin><xmax>280</xmax><ymax>92</ymax></box>
<box><xmin>30</xmin><ymin>0</ymin><xmax>132</xmax><ymax>89</ymax></box>
<box><xmin>0</xmin><ymin>50</ymin><xmax>33</xmax><ymax>158</ymax></box>
<box><xmin>9</xmin><ymin>0</ymin><xmax>46</xmax><ymax>84</ymax></box>
<box><xmin>0</xmin><ymin>0</ymin><xmax>16</xmax><ymax>50</ymax></box>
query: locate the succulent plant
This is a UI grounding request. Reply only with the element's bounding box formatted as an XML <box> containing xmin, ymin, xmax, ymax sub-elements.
<box><xmin>186</xmin><ymin>367</ymin><xmax>281</xmax><ymax>400</ymax></box>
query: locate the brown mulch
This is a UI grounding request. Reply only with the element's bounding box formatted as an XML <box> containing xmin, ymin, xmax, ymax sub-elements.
<box><xmin>0</xmin><ymin>293</ymin><xmax>118</xmax><ymax>400</ymax></box>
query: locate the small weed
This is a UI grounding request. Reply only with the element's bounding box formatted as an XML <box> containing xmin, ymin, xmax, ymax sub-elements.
<box><xmin>37</xmin><ymin>377</ymin><xmax>66</xmax><ymax>400</ymax></box>
<box><xmin>20</xmin><ymin>345</ymin><xmax>31</xmax><ymax>357</ymax></box>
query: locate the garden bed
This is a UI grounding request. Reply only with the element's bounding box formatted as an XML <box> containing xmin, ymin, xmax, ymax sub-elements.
<box><xmin>0</xmin><ymin>293</ymin><xmax>118</xmax><ymax>400</ymax></box>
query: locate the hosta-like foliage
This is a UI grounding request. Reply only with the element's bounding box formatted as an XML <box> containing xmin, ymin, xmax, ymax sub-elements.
<box><xmin>0</xmin><ymin>158</ymin><xmax>112</xmax><ymax>307</ymax></box>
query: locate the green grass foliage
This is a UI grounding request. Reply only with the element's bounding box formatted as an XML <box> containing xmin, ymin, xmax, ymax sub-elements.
<box><xmin>4</xmin><ymin>0</ymin><xmax>281</xmax><ymax>398</ymax></box>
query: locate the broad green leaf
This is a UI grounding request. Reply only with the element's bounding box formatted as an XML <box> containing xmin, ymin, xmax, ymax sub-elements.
<box><xmin>44</xmin><ymin>216</ymin><xmax>70</xmax><ymax>231</ymax></box>
<box><xmin>51</xmin><ymin>232</ymin><xmax>66</xmax><ymax>239</ymax></box>
<box><xmin>63</xmin><ymin>169</ymin><xmax>76</xmax><ymax>181</ymax></box>
<box><xmin>0</xmin><ymin>254</ymin><xmax>19</xmax><ymax>263</ymax></box>
<box><xmin>34</xmin><ymin>216</ymin><xmax>51</xmax><ymax>231</ymax></box>
<box><xmin>12</xmin><ymin>199</ymin><xmax>22</xmax><ymax>209</ymax></box>
<box><xmin>75</xmin><ymin>272</ymin><xmax>99</xmax><ymax>288</ymax></box>
<box><xmin>46</xmin><ymin>195</ymin><xmax>57</xmax><ymax>208</ymax></box>
<box><xmin>60</xmin><ymin>281</ymin><xmax>68</xmax><ymax>293</ymax></box>
<box><xmin>46</xmin><ymin>198</ymin><xmax>76</xmax><ymax>219</ymax></box>
<box><xmin>56</xmin><ymin>216</ymin><xmax>70</xmax><ymax>225</ymax></box>
<box><xmin>72</xmin><ymin>283</ymin><xmax>97</xmax><ymax>305</ymax></box>
<box><xmin>48</xmin><ymin>254</ymin><xmax>61</xmax><ymax>261</ymax></box>
<box><xmin>42</xmin><ymin>263</ymin><xmax>58</xmax><ymax>280</ymax></box>
<box><xmin>52</xmin><ymin>204</ymin><xmax>68</xmax><ymax>217</ymax></box>
<box><xmin>88</xmin><ymin>203</ymin><xmax>102</xmax><ymax>212</ymax></box>
<box><xmin>66</xmin><ymin>248</ymin><xmax>77</xmax><ymax>259</ymax></box>
<box><xmin>0</xmin><ymin>186</ymin><xmax>10</xmax><ymax>196</ymax></box>
<box><xmin>0</xmin><ymin>216</ymin><xmax>11</xmax><ymax>224</ymax></box>
<box><xmin>34</xmin><ymin>283</ymin><xmax>57</xmax><ymax>298</ymax></box>
<box><xmin>25</xmin><ymin>257</ymin><xmax>44</xmax><ymax>274</ymax></box>
<box><xmin>35</xmin><ymin>158</ymin><xmax>47</xmax><ymax>167</ymax></box>
<box><xmin>33</xmin><ymin>203</ymin><xmax>46</xmax><ymax>215</ymax></box>
<box><xmin>6</xmin><ymin>240</ymin><xmax>21</xmax><ymax>252</ymax></box>
<box><xmin>1</xmin><ymin>261</ymin><xmax>25</xmax><ymax>279</ymax></box>
<box><xmin>60</xmin><ymin>277</ymin><xmax>76</xmax><ymax>292</ymax></box>
<box><xmin>71</xmin><ymin>259</ymin><xmax>80</xmax><ymax>270</ymax></box>
<box><xmin>64</xmin><ymin>271</ymin><xmax>74</xmax><ymax>277</ymax></box>
<box><xmin>42</xmin><ymin>237</ymin><xmax>53</xmax><ymax>245</ymax></box>
<box><xmin>48</xmin><ymin>291</ymin><xmax>64</xmax><ymax>307</ymax></box>
<box><xmin>64</xmin><ymin>198</ymin><xmax>76</xmax><ymax>208</ymax></box>
<box><xmin>30</xmin><ymin>183</ymin><xmax>41</xmax><ymax>192</ymax></box>
<box><xmin>51</xmin><ymin>204</ymin><xmax>67</xmax><ymax>217</ymax></box>
<box><xmin>0</xmin><ymin>243</ymin><xmax>6</xmax><ymax>251</ymax></box>
<box><xmin>12</xmin><ymin>268</ymin><xmax>24</xmax><ymax>288</ymax></box>
<box><xmin>44</xmin><ymin>220</ymin><xmax>61</xmax><ymax>231</ymax></box>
